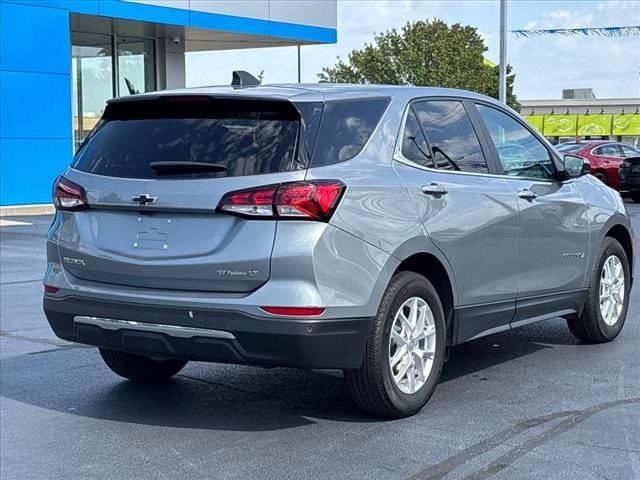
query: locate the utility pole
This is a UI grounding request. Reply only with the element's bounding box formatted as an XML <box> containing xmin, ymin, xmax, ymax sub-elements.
<box><xmin>499</xmin><ymin>0</ymin><xmax>507</xmax><ymax>103</ymax></box>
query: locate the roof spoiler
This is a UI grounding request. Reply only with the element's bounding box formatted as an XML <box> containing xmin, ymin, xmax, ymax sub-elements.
<box><xmin>231</xmin><ymin>71</ymin><xmax>260</xmax><ymax>88</ymax></box>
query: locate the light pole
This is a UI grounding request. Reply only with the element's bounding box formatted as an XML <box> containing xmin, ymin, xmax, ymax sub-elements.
<box><xmin>499</xmin><ymin>0</ymin><xmax>507</xmax><ymax>103</ymax></box>
<box><xmin>297</xmin><ymin>45</ymin><xmax>302</xmax><ymax>83</ymax></box>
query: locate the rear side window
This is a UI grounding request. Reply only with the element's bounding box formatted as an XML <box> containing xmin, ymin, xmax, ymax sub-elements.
<box><xmin>401</xmin><ymin>108</ymin><xmax>432</xmax><ymax>167</ymax></box>
<box><xmin>311</xmin><ymin>98</ymin><xmax>389</xmax><ymax>167</ymax></box>
<box><xmin>73</xmin><ymin>98</ymin><xmax>302</xmax><ymax>179</ymax></box>
<box><xmin>413</xmin><ymin>100</ymin><xmax>488</xmax><ymax>174</ymax></box>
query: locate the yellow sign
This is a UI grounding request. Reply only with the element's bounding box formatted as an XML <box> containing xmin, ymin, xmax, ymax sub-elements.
<box><xmin>613</xmin><ymin>114</ymin><xmax>640</xmax><ymax>136</ymax></box>
<box><xmin>543</xmin><ymin>115</ymin><xmax>578</xmax><ymax>136</ymax></box>
<box><xmin>577</xmin><ymin>114</ymin><xmax>612</xmax><ymax>136</ymax></box>
<box><xmin>523</xmin><ymin>115</ymin><xmax>543</xmax><ymax>133</ymax></box>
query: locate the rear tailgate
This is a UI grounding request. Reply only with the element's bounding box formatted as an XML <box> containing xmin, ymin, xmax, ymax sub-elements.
<box><xmin>56</xmin><ymin>96</ymin><xmax>317</xmax><ymax>293</ymax></box>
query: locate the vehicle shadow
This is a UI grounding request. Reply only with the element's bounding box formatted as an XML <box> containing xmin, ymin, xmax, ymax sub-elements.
<box><xmin>0</xmin><ymin>319</ymin><xmax>575</xmax><ymax>432</ymax></box>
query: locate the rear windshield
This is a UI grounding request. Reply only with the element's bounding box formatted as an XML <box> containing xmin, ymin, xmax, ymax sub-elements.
<box><xmin>73</xmin><ymin>98</ymin><xmax>302</xmax><ymax>179</ymax></box>
<box><xmin>555</xmin><ymin>143</ymin><xmax>583</xmax><ymax>154</ymax></box>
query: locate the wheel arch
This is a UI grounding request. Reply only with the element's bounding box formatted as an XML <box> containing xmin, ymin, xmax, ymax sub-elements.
<box><xmin>392</xmin><ymin>249</ymin><xmax>457</xmax><ymax>347</ymax></box>
<box><xmin>605</xmin><ymin>224</ymin><xmax>634</xmax><ymax>279</ymax></box>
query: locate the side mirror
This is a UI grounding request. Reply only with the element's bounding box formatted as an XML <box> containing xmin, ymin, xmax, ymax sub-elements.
<box><xmin>564</xmin><ymin>154</ymin><xmax>591</xmax><ymax>178</ymax></box>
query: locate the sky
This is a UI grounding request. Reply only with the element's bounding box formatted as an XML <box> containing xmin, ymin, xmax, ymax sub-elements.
<box><xmin>185</xmin><ymin>0</ymin><xmax>640</xmax><ymax>100</ymax></box>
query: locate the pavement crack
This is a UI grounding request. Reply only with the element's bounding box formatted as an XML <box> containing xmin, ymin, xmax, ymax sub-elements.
<box><xmin>0</xmin><ymin>278</ymin><xmax>43</xmax><ymax>286</ymax></box>
<box><xmin>0</xmin><ymin>330</ymin><xmax>80</xmax><ymax>349</ymax></box>
<box><xmin>406</xmin><ymin>398</ymin><xmax>640</xmax><ymax>480</ymax></box>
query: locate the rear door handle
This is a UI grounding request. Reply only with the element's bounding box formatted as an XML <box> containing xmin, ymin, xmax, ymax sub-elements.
<box><xmin>422</xmin><ymin>183</ymin><xmax>448</xmax><ymax>195</ymax></box>
<box><xmin>517</xmin><ymin>188</ymin><xmax>537</xmax><ymax>200</ymax></box>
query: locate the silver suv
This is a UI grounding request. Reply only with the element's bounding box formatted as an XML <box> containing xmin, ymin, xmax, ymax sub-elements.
<box><xmin>44</xmin><ymin>84</ymin><xmax>634</xmax><ymax>418</ymax></box>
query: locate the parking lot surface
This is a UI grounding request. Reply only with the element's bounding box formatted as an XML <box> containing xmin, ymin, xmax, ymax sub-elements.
<box><xmin>1</xmin><ymin>208</ymin><xmax>639</xmax><ymax>480</ymax></box>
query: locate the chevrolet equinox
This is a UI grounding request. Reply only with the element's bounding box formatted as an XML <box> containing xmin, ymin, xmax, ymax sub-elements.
<box><xmin>44</xmin><ymin>84</ymin><xmax>635</xmax><ymax>418</ymax></box>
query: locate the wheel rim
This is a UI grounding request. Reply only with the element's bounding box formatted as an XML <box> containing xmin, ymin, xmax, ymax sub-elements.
<box><xmin>388</xmin><ymin>297</ymin><xmax>437</xmax><ymax>395</ymax></box>
<box><xmin>599</xmin><ymin>255</ymin><xmax>625</xmax><ymax>326</ymax></box>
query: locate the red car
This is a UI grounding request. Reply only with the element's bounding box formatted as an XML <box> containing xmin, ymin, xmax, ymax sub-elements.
<box><xmin>556</xmin><ymin>141</ymin><xmax>640</xmax><ymax>189</ymax></box>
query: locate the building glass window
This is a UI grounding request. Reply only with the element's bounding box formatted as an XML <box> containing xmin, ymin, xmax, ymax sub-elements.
<box><xmin>118</xmin><ymin>37</ymin><xmax>156</xmax><ymax>96</ymax></box>
<box><xmin>72</xmin><ymin>32</ymin><xmax>113</xmax><ymax>151</ymax></box>
<box><xmin>71</xmin><ymin>32</ymin><xmax>156</xmax><ymax>150</ymax></box>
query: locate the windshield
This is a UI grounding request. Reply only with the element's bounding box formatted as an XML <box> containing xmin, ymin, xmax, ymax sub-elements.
<box><xmin>73</xmin><ymin>98</ymin><xmax>302</xmax><ymax>179</ymax></box>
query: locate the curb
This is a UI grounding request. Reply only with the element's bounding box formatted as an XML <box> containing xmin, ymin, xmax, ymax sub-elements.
<box><xmin>0</xmin><ymin>204</ymin><xmax>55</xmax><ymax>216</ymax></box>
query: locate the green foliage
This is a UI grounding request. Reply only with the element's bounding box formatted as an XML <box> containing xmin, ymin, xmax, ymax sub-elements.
<box><xmin>319</xmin><ymin>19</ymin><xmax>519</xmax><ymax>111</ymax></box>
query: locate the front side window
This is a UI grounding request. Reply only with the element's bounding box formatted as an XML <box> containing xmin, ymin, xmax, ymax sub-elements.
<box><xmin>593</xmin><ymin>144</ymin><xmax>621</xmax><ymax>157</ymax></box>
<box><xmin>311</xmin><ymin>98</ymin><xmax>389</xmax><ymax>167</ymax></box>
<box><xmin>476</xmin><ymin>104</ymin><xmax>556</xmax><ymax>180</ymax></box>
<box><xmin>413</xmin><ymin>101</ymin><xmax>488</xmax><ymax>173</ymax></box>
<box><xmin>401</xmin><ymin>108</ymin><xmax>432</xmax><ymax>167</ymax></box>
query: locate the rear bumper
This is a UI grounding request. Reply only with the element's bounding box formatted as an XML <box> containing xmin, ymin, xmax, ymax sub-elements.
<box><xmin>43</xmin><ymin>296</ymin><xmax>371</xmax><ymax>369</ymax></box>
<box><xmin>618</xmin><ymin>172</ymin><xmax>640</xmax><ymax>192</ymax></box>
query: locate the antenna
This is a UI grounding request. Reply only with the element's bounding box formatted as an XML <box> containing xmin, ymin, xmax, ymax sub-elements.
<box><xmin>231</xmin><ymin>71</ymin><xmax>261</xmax><ymax>88</ymax></box>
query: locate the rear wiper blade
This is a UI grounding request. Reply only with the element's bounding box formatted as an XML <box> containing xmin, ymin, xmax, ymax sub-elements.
<box><xmin>149</xmin><ymin>161</ymin><xmax>228</xmax><ymax>175</ymax></box>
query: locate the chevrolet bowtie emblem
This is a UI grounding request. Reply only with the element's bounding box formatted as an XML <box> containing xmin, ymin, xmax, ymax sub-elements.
<box><xmin>132</xmin><ymin>194</ymin><xmax>158</xmax><ymax>206</ymax></box>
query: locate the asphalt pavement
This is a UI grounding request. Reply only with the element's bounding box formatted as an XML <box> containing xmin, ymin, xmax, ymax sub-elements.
<box><xmin>1</xmin><ymin>210</ymin><xmax>639</xmax><ymax>480</ymax></box>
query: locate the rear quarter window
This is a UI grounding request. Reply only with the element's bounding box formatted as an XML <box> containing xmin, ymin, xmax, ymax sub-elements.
<box><xmin>311</xmin><ymin>98</ymin><xmax>390</xmax><ymax>167</ymax></box>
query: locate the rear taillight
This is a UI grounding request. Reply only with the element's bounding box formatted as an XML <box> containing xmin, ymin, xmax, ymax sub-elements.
<box><xmin>44</xmin><ymin>285</ymin><xmax>59</xmax><ymax>294</ymax></box>
<box><xmin>260</xmin><ymin>306</ymin><xmax>325</xmax><ymax>317</ymax></box>
<box><xmin>53</xmin><ymin>177</ymin><xmax>88</xmax><ymax>211</ymax></box>
<box><xmin>217</xmin><ymin>180</ymin><xmax>345</xmax><ymax>221</ymax></box>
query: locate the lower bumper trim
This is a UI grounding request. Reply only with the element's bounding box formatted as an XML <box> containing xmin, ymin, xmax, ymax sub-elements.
<box><xmin>74</xmin><ymin>316</ymin><xmax>236</xmax><ymax>340</ymax></box>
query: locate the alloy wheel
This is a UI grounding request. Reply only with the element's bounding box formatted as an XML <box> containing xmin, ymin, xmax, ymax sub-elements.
<box><xmin>599</xmin><ymin>255</ymin><xmax>625</xmax><ymax>326</ymax></box>
<box><xmin>388</xmin><ymin>297</ymin><xmax>437</xmax><ymax>394</ymax></box>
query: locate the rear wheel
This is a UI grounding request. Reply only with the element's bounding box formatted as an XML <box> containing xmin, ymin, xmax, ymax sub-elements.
<box><xmin>631</xmin><ymin>193</ymin><xmax>640</xmax><ymax>203</ymax></box>
<box><xmin>99</xmin><ymin>348</ymin><xmax>187</xmax><ymax>382</ymax></box>
<box><xmin>567</xmin><ymin>237</ymin><xmax>630</xmax><ymax>343</ymax></box>
<box><xmin>344</xmin><ymin>272</ymin><xmax>446</xmax><ymax>418</ymax></box>
<box><xmin>594</xmin><ymin>172</ymin><xmax>608</xmax><ymax>185</ymax></box>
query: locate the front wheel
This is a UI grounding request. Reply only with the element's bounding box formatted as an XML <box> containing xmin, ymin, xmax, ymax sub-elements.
<box><xmin>344</xmin><ymin>272</ymin><xmax>446</xmax><ymax>418</ymax></box>
<box><xmin>99</xmin><ymin>348</ymin><xmax>188</xmax><ymax>382</ymax></box>
<box><xmin>567</xmin><ymin>237</ymin><xmax>630</xmax><ymax>343</ymax></box>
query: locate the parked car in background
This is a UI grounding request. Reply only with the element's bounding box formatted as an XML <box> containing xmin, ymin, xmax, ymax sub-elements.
<box><xmin>555</xmin><ymin>141</ymin><xmax>640</xmax><ymax>189</ymax></box>
<box><xmin>619</xmin><ymin>154</ymin><xmax>640</xmax><ymax>202</ymax></box>
<box><xmin>44</xmin><ymin>84</ymin><xmax>635</xmax><ymax>418</ymax></box>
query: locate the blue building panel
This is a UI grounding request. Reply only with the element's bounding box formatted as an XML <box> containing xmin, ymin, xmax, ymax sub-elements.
<box><xmin>1</xmin><ymin>71</ymin><xmax>72</xmax><ymax>140</ymax></box>
<box><xmin>98</xmin><ymin>0</ymin><xmax>191</xmax><ymax>27</ymax></box>
<box><xmin>0</xmin><ymin>0</ymin><xmax>336</xmax><ymax>205</ymax></box>
<box><xmin>0</xmin><ymin>1</ymin><xmax>71</xmax><ymax>75</ymax></box>
<box><xmin>0</xmin><ymin>138</ymin><xmax>72</xmax><ymax>205</ymax></box>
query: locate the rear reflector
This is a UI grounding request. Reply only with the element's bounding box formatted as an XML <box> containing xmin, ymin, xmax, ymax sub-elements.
<box><xmin>53</xmin><ymin>176</ymin><xmax>88</xmax><ymax>211</ymax></box>
<box><xmin>260</xmin><ymin>307</ymin><xmax>325</xmax><ymax>317</ymax></box>
<box><xmin>44</xmin><ymin>285</ymin><xmax>59</xmax><ymax>294</ymax></box>
<box><xmin>217</xmin><ymin>180</ymin><xmax>345</xmax><ymax>221</ymax></box>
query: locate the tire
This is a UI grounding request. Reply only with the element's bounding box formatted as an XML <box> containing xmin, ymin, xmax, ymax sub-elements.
<box><xmin>631</xmin><ymin>193</ymin><xmax>640</xmax><ymax>203</ymax></box>
<box><xmin>99</xmin><ymin>348</ymin><xmax>187</xmax><ymax>382</ymax></box>
<box><xmin>567</xmin><ymin>237</ymin><xmax>630</xmax><ymax>343</ymax></box>
<box><xmin>594</xmin><ymin>172</ymin><xmax>608</xmax><ymax>185</ymax></box>
<box><xmin>344</xmin><ymin>271</ymin><xmax>446</xmax><ymax>418</ymax></box>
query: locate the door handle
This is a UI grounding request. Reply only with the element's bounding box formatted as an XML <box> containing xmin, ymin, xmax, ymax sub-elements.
<box><xmin>517</xmin><ymin>188</ymin><xmax>537</xmax><ymax>200</ymax></box>
<box><xmin>422</xmin><ymin>183</ymin><xmax>448</xmax><ymax>195</ymax></box>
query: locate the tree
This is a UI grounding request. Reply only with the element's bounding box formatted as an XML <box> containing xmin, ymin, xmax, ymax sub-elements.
<box><xmin>319</xmin><ymin>19</ymin><xmax>519</xmax><ymax>110</ymax></box>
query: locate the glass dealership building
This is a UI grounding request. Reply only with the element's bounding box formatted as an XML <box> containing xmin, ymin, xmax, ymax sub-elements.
<box><xmin>0</xmin><ymin>0</ymin><xmax>337</xmax><ymax>207</ymax></box>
